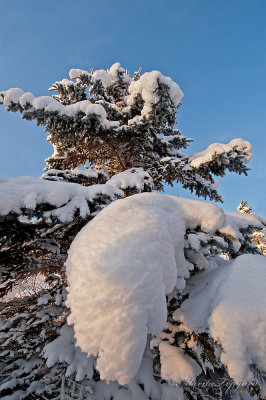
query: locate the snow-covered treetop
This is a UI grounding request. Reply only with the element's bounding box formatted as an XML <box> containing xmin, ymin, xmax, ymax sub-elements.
<box><xmin>0</xmin><ymin>62</ymin><xmax>252</xmax><ymax>201</ymax></box>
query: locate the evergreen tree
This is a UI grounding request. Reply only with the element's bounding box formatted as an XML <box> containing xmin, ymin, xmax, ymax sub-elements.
<box><xmin>0</xmin><ymin>63</ymin><xmax>265</xmax><ymax>400</ymax></box>
<box><xmin>238</xmin><ymin>200</ymin><xmax>266</xmax><ymax>256</ymax></box>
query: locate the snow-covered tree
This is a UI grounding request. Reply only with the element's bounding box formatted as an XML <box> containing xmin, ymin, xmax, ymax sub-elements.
<box><xmin>0</xmin><ymin>63</ymin><xmax>265</xmax><ymax>400</ymax></box>
<box><xmin>238</xmin><ymin>201</ymin><xmax>266</xmax><ymax>256</ymax></box>
<box><xmin>0</xmin><ymin>63</ymin><xmax>252</xmax><ymax>200</ymax></box>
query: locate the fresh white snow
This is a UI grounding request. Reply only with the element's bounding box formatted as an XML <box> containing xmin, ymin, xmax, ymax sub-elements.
<box><xmin>175</xmin><ymin>254</ymin><xmax>266</xmax><ymax>383</ymax></box>
<box><xmin>41</xmin><ymin>168</ymin><xmax>109</xmax><ymax>182</ymax></box>
<box><xmin>189</xmin><ymin>139</ymin><xmax>252</xmax><ymax>168</ymax></box>
<box><xmin>0</xmin><ymin>176</ymin><xmax>123</xmax><ymax>222</ymax></box>
<box><xmin>1</xmin><ymin>64</ymin><xmax>185</xmax><ymax>135</ymax></box>
<box><xmin>69</xmin><ymin>68</ymin><xmax>90</xmax><ymax>80</ymax></box>
<box><xmin>126</xmin><ymin>71</ymin><xmax>183</xmax><ymax>123</ymax></box>
<box><xmin>66</xmin><ymin>192</ymin><xmax>264</xmax><ymax>385</ymax></box>
<box><xmin>69</xmin><ymin>62</ymin><xmax>131</xmax><ymax>87</ymax></box>
<box><xmin>159</xmin><ymin>342</ymin><xmax>202</xmax><ymax>383</ymax></box>
<box><xmin>43</xmin><ymin>324</ymin><xmax>94</xmax><ymax>381</ymax></box>
<box><xmin>1</xmin><ymin>88</ymin><xmax>119</xmax><ymax>129</ymax></box>
<box><xmin>107</xmin><ymin>168</ymin><xmax>153</xmax><ymax>191</ymax></box>
<box><xmin>219</xmin><ymin>210</ymin><xmax>265</xmax><ymax>252</ymax></box>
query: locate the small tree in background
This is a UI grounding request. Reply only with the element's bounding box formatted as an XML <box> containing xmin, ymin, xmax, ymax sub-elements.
<box><xmin>238</xmin><ymin>200</ymin><xmax>266</xmax><ymax>256</ymax></box>
<box><xmin>0</xmin><ymin>63</ymin><xmax>265</xmax><ymax>400</ymax></box>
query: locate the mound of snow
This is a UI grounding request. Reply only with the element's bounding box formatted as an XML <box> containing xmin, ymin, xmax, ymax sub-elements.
<box><xmin>66</xmin><ymin>192</ymin><xmax>231</xmax><ymax>384</ymax></box>
<box><xmin>175</xmin><ymin>254</ymin><xmax>266</xmax><ymax>383</ymax></box>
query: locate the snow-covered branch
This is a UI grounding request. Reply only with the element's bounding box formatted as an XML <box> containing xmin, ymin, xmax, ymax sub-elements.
<box><xmin>189</xmin><ymin>138</ymin><xmax>252</xmax><ymax>176</ymax></box>
<box><xmin>175</xmin><ymin>254</ymin><xmax>266</xmax><ymax>384</ymax></box>
<box><xmin>0</xmin><ymin>176</ymin><xmax>123</xmax><ymax>223</ymax></box>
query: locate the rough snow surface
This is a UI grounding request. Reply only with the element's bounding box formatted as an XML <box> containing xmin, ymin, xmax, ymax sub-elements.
<box><xmin>189</xmin><ymin>139</ymin><xmax>252</xmax><ymax>168</ymax></box>
<box><xmin>66</xmin><ymin>192</ymin><xmax>246</xmax><ymax>384</ymax></box>
<box><xmin>66</xmin><ymin>193</ymin><xmax>187</xmax><ymax>384</ymax></box>
<box><xmin>0</xmin><ymin>176</ymin><xmax>123</xmax><ymax>222</ymax></box>
<box><xmin>175</xmin><ymin>254</ymin><xmax>266</xmax><ymax>383</ymax></box>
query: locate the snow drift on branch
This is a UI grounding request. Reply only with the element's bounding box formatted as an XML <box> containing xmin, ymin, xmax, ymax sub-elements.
<box><xmin>1</xmin><ymin>87</ymin><xmax>119</xmax><ymax>128</ymax></box>
<box><xmin>220</xmin><ymin>210</ymin><xmax>266</xmax><ymax>252</ymax></box>
<box><xmin>107</xmin><ymin>168</ymin><xmax>153</xmax><ymax>192</ymax></box>
<box><xmin>41</xmin><ymin>168</ymin><xmax>108</xmax><ymax>183</ymax></box>
<box><xmin>0</xmin><ymin>176</ymin><xmax>123</xmax><ymax>222</ymax></box>
<box><xmin>189</xmin><ymin>138</ymin><xmax>252</xmax><ymax>168</ymax></box>
<box><xmin>66</xmin><ymin>192</ymin><xmax>264</xmax><ymax>384</ymax></box>
<box><xmin>175</xmin><ymin>254</ymin><xmax>266</xmax><ymax>383</ymax></box>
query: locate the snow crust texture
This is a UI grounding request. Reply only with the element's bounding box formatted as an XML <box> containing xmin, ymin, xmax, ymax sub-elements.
<box><xmin>66</xmin><ymin>192</ymin><xmax>263</xmax><ymax>384</ymax></box>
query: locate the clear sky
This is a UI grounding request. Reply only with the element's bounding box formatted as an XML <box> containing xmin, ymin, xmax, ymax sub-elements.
<box><xmin>0</xmin><ymin>0</ymin><xmax>265</xmax><ymax>216</ymax></box>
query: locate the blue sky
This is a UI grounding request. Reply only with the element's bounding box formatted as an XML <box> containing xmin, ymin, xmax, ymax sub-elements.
<box><xmin>0</xmin><ymin>0</ymin><xmax>265</xmax><ymax>216</ymax></box>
